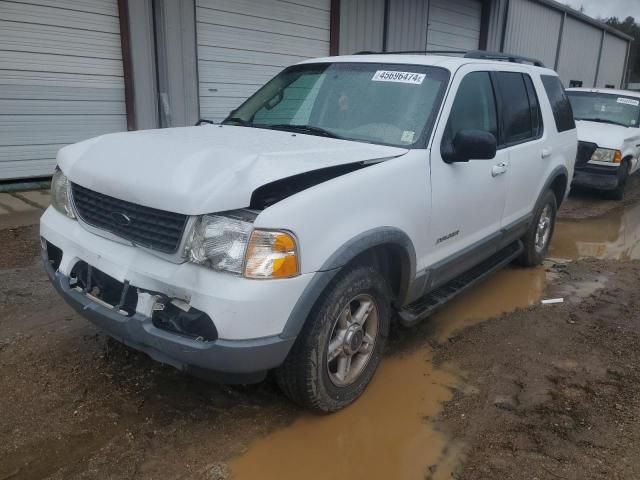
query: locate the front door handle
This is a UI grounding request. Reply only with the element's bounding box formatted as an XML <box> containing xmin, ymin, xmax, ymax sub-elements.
<box><xmin>492</xmin><ymin>161</ymin><xmax>509</xmax><ymax>177</ymax></box>
<box><xmin>541</xmin><ymin>147</ymin><xmax>552</xmax><ymax>159</ymax></box>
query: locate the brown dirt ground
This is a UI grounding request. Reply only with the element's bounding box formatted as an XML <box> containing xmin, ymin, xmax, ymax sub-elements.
<box><xmin>433</xmin><ymin>258</ymin><xmax>640</xmax><ymax>480</ymax></box>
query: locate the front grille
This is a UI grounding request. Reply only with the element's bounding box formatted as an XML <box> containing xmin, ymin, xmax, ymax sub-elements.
<box><xmin>71</xmin><ymin>183</ymin><xmax>188</xmax><ymax>254</ymax></box>
<box><xmin>576</xmin><ymin>141</ymin><xmax>597</xmax><ymax>168</ymax></box>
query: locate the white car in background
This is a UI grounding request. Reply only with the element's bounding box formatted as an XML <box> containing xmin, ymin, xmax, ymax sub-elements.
<box><xmin>566</xmin><ymin>88</ymin><xmax>640</xmax><ymax>200</ymax></box>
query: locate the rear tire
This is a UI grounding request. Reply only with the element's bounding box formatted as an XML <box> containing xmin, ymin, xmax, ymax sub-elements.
<box><xmin>516</xmin><ymin>189</ymin><xmax>557</xmax><ymax>267</ymax></box>
<box><xmin>276</xmin><ymin>265</ymin><xmax>391</xmax><ymax>413</ymax></box>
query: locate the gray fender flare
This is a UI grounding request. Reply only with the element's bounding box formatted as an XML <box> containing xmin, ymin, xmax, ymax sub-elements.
<box><xmin>280</xmin><ymin>227</ymin><xmax>416</xmax><ymax>339</ymax></box>
<box><xmin>539</xmin><ymin>165</ymin><xmax>570</xmax><ymax>208</ymax></box>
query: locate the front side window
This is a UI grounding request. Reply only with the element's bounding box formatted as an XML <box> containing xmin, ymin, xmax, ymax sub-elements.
<box><xmin>541</xmin><ymin>75</ymin><xmax>576</xmax><ymax>132</ymax></box>
<box><xmin>567</xmin><ymin>91</ymin><xmax>640</xmax><ymax>128</ymax></box>
<box><xmin>444</xmin><ymin>71</ymin><xmax>498</xmax><ymax>141</ymax></box>
<box><xmin>225</xmin><ymin>63</ymin><xmax>450</xmax><ymax>148</ymax></box>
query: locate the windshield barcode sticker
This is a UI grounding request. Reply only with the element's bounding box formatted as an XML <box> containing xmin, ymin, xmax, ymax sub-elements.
<box><xmin>617</xmin><ymin>97</ymin><xmax>640</xmax><ymax>106</ymax></box>
<box><xmin>401</xmin><ymin>131</ymin><xmax>415</xmax><ymax>143</ymax></box>
<box><xmin>372</xmin><ymin>70</ymin><xmax>425</xmax><ymax>84</ymax></box>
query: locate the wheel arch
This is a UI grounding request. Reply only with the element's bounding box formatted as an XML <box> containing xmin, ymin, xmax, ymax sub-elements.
<box><xmin>542</xmin><ymin>165</ymin><xmax>570</xmax><ymax>208</ymax></box>
<box><xmin>281</xmin><ymin>227</ymin><xmax>416</xmax><ymax>339</ymax></box>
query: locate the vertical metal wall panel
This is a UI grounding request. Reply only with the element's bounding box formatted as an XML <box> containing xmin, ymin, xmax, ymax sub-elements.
<box><xmin>557</xmin><ymin>16</ymin><xmax>601</xmax><ymax>87</ymax></box>
<box><xmin>485</xmin><ymin>0</ymin><xmax>507</xmax><ymax>51</ymax></box>
<box><xmin>0</xmin><ymin>0</ymin><xmax>127</xmax><ymax>180</ymax></box>
<box><xmin>196</xmin><ymin>0</ymin><xmax>330</xmax><ymax>122</ymax></box>
<box><xmin>597</xmin><ymin>34</ymin><xmax>628</xmax><ymax>88</ymax></box>
<box><xmin>155</xmin><ymin>0</ymin><xmax>200</xmax><ymax>128</ymax></box>
<box><xmin>339</xmin><ymin>0</ymin><xmax>385</xmax><ymax>54</ymax></box>
<box><xmin>338</xmin><ymin>0</ymin><xmax>481</xmax><ymax>55</ymax></box>
<box><xmin>502</xmin><ymin>0</ymin><xmax>561</xmax><ymax>68</ymax></box>
<box><xmin>426</xmin><ymin>0</ymin><xmax>482</xmax><ymax>51</ymax></box>
<box><xmin>126</xmin><ymin>0</ymin><xmax>159</xmax><ymax>130</ymax></box>
<box><xmin>386</xmin><ymin>0</ymin><xmax>429</xmax><ymax>52</ymax></box>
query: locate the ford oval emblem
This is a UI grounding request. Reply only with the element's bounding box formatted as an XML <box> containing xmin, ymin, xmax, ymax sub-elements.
<box><xmin>110</xmin><ymin>211</ymin><xmax>132</xmax><ymax>226</ymax></box>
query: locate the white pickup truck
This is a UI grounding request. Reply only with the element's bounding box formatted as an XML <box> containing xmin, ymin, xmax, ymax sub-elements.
<box><xmin>566</xmin><ymin>88</ymin><xmax>640</xmax><ymax>200</ymax></box>
<box><xmin>42</xmin><ymin>52</ymin><xmax>577</xmax><ymax>412</ymax></box>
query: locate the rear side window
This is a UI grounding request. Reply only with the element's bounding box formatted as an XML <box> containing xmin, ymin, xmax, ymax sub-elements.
<box><xmin>541</xmin><ymin>75</ymin><xmax>576</xmax><ymax>132</ymax></box>
<box><xmin>495</xmin><ymin>72</ymin><xmax>534</xmax><ymax>144</ymax></box>
<box><xmin>445</xmin><ymin>71</ymin><xmax>498</xmax><ymax>140</ymax></box>
<box><xmin>523</xmin><ymin>74</ymin><xmax>543</xmax><ymax>138</ymax></box>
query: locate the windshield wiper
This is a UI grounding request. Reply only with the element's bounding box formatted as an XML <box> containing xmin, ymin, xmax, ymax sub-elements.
<box><xmin>259</xmin><ymin>124</ymin><xmax>343</xmax><ymax>139</ymax></box>
<box><xmin>577</xmin><ymin>117</ymin><xmax>628</xmax><ymax>127</ymax></box>
<box><xmin>222</xmin><ymin>117</ymin><xmax>252</xmax><ymax>126</ymax></box>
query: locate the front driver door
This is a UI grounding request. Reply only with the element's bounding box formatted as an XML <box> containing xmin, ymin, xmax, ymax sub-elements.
<box><xmin>426</xmin><ymin>68</ymin><xmax>509</xmax><ymax>287</ymax></box>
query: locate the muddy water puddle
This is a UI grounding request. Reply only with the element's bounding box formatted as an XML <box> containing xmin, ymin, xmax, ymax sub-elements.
<box><xmin>231</xmin><ymin>351</ymin><xmax>458</xmax><ymax>480</ymax></box>
<box><xmin>429</xmin><ymin>267</ymin><xmax>546</xmax><ymax>341</ymax></box>
<box><xmin>230</xmin><ymin>267</ymin><xmax>547</xmax><ymax>480</ymax></box>
<box><xmin>551</xmin><ymin>202</ymin><xmax>640</xmax><ymax>261</ymax></box>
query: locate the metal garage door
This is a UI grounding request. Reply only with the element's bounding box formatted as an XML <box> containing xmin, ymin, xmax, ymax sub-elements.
<box><xmin>196</xmin><ymin>0</ymin><xmax>331</xmax><ymax>123</ymax></box>
<box><xmin>597</xmin><ymin>33</ymin><xmax>628</xmax><ymax>89</ymax></box>
<box><xmin>426</xmin><ymin>0</ymin><xmax>482</xmax><ymax>51</ymax></box>
<box><xmin>0</xmin><ymin>0</ymin><xmax>127</xmax><ymax>180</ymax></box>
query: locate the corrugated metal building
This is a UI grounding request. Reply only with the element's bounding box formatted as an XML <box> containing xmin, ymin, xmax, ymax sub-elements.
<box><xmin>0</xmin><ymin>0</ymin><xmax>632</xmax><ymax>180</ymax></box>
<box><xmin>493</xmin><ymin>0</ymin><xmax>631</xmax><ymax>89</ymax></box>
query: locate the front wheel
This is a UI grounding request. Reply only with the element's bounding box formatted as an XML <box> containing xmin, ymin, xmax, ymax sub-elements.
<box><xmin>276</xmin><ymin>265</ymin><xmax>391</xmax><ymax>413</ymax></box>
<box><xmin>516</xmin><ymin>189</ymin><xmax>557</xmax><ymax>267</ymax></box>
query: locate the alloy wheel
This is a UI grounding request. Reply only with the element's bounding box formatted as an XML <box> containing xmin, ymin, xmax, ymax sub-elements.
<box><xmin>326</xmin><ymin>294</ymin><xmax>379</xmax><ymax>387</ymax></box>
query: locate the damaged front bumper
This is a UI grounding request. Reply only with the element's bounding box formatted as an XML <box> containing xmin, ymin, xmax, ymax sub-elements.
<box><xmin>572</xmin><ymin>163</ymin><xmax>624</xmax><ymax>191</ymax></box>
<box><xmin>39</xmin><ymin>207</ymin><xmax>312</xmax><ymax>383</ymax></box>
<box><xmin>42</xmin><ymin>254</ymin><xmax>294</xmax><ymax>383</ymax></box>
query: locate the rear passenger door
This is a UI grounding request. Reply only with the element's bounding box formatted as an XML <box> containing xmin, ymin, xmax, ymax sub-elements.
<box><xmin>495</xmin><ymin>70</ymin><xmax>547</xmax><ymax>240</ymax></box>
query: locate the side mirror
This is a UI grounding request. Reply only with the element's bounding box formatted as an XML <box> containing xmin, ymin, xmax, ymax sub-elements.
<box><xmin>443</xmin><ymin>129</ymin><xmax>497</xmax><ymax>163</ymax></box>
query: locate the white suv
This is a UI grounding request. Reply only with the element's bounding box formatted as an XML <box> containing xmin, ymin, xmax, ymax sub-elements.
<box><xmin>41</xmin><ymin>52</ymin><xmax>577</xmax><ymax>412</ymax></box>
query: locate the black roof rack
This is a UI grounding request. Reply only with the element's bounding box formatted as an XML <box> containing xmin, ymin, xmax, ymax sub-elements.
<box><xmin>465</xmin><ymin>50</ymin><xmax>545</xmax><ymax>67</ymax></box>
<box><xmin>353</xmin><ymin>49</ymin><xmax>546</xmax><ymax>68</ymax></box>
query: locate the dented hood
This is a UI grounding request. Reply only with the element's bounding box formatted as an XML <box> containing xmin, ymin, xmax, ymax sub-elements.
<box><xmin>58</xmin><ymin>125</ymin><xmax>407</xmax><ymax>215</ymax></box>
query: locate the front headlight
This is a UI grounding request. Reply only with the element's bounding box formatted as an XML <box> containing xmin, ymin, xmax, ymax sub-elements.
<box><xmin>187</xmin><ymin>214</ymin><xmax>253</xmax><ymax>274</ymax></box>
<box><xmin>186</xmin><ymin>212</ymin><xmax>300</xmax><ymax>278</ymax></box>
<box><xmin>591</xmin><ymin>148</ymin><xmax>622</xmax><ymax>163</ymax></box>
<box><xmin>50</xmin><ymin>167</ymin><xmax>76</xmax><ymax>219</ymax></box>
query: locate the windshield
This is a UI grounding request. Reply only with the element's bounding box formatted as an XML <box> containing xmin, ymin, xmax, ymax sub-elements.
<box><xmin>567</xmin><ymin>91</ymin><xmax>640</xmax><ymax>128</ymax></box>
<box><xmin>223</xmin><ymin>62</ymin><xmax>450</xmax><ymax>148</ymax></box>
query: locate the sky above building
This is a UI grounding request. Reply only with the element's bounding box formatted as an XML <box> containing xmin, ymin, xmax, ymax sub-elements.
<box><xmin>563</xmin><ymin>0</ymin><xmax>640</xmax><ymax>21</ymax></box>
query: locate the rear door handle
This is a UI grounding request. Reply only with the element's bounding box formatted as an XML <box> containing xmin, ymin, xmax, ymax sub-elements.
<box><xmin>492</xmin><ymin>161</ymin><xmax>509</xmax><ymax>177</ymax></box>
<box><xmin>541</xmin><ymin>147</ymin><xmax>552</xmax><ymax>159</ymax></box>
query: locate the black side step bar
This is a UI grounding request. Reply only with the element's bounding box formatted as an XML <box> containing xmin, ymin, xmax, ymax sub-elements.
<box><xmin>398</xmin><ymin>240</ymin><xmax>524</xmax><ymax>328</ymax></box>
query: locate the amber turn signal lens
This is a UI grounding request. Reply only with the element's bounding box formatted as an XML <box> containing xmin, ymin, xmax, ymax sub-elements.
<box><xmin>614</xmin><ymin>150</ymin><xmax>622</xmax><ymax>163</ymax></box>
<box><xmin>244</xmin><ymin>230</ymin><xmax>299</xmax><ymax>279</ymax></box>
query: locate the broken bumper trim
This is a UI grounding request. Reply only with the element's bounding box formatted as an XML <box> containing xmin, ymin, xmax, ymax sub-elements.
<box><xmin>42</xmin><ymin>255</ymin><xmax>294</xmax><ymax>384</ymax></box>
